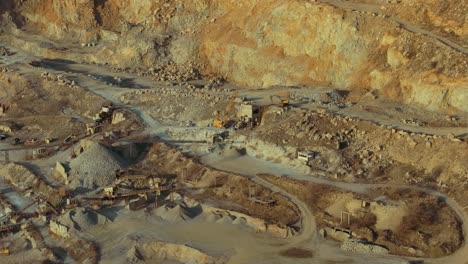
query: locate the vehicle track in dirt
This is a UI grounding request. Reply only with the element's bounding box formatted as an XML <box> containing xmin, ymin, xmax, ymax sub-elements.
<box><xmin>319</xmin><ymin>0</ymin><xmax>468</xmax><ymax>54</ymax></box>
<box><xmin>11</xmin><ymin>55</ymin><xmax>468</xmax><ymax>263</ymax></box>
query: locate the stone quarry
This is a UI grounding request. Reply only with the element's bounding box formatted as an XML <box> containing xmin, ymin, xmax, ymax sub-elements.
<box><xmin>0</xmin><ymin>1</ymin><xmax>466</xmax><ymax>264</ymax></box>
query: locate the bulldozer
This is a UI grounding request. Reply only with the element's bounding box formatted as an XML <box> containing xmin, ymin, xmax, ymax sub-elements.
<box><xmin>213</xmin><ymin>91</ymin><xmax>238</xmax><ymax>128</ymax></box>
<box><xmin>0</xmin><ymin>248</ymin><xmax>9</xmax><ymax>255</ymax></box>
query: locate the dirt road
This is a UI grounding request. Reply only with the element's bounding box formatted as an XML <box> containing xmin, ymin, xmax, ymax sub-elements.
<box><xmin>318</xmin><ymin>0</ymin><xmax>468</xmax><ymax>54</ymax></box>
<box><xmin>6</xmin><ymin>55</ymin><xmax>468</xmax><ymax>263</ymax></box>
<box><xmin>15</xmin><ymin>57</ymin><xmax>468</xmax><ymax>139</ymax></box>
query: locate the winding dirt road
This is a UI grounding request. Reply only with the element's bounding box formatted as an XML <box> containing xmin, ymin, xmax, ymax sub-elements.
<box><xmin>318</xmin><ymin>0</ymin><xmax>468</xmax><ymax>54</ymax></box>
<box><xmin>8</xmin><ymin>56</ymin><xmax>468</xmax><ymax>263</ymax></box>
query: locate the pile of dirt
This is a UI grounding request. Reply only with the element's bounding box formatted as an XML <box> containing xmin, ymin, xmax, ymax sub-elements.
<box><xmin>120</xmin><ymin>87</ymin><xmax>230</xmax><ymax>126</ymax></box>
<box><xmin>58</xmin><ymin>207</ymin><xmax>110</xmax><ymax>231</ymax></box>
<box><xmin>218</xmin><ymin>147</ymin><xmax>245</xmax><ymax>159</ymax></box>
<box><xmin>119</xmin><ymin>62</ymin><xmax>202</xmax><ymax>82</ymax></box>
<box><xmin>155</xmin><ymin>202</ymin><xmax>202</xmax><ymax>222</ymax></box>
<box><xmin>69</xmin><ymin>143</ymin><xmax>126</xmax><ymax>190</ymax></box>
<box><xmin>128</xmin><ymin>240</ymin><xmax>222</xmax><ymax>264</ymax></box>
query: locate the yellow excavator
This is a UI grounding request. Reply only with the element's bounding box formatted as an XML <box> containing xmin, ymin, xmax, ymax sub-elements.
<box><xmin>213</xmin><ymin>91</ymin><xmax>238</xmax><ymax>128</ymax></box>
<box><xmin>270</xmin><ymin>91</ymin><xmax>290</xmax><ymax>107</ymax></box>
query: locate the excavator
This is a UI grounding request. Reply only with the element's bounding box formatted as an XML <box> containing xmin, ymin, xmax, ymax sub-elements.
<box><xmin>213</xmin><ymin>91</ymin><xmax>238</xmax><ymax>128</ymax></box>
<box><xmin>269</xmin><ymin>91</ymin><xmax>290</xmax><ymax>107</ymax></box>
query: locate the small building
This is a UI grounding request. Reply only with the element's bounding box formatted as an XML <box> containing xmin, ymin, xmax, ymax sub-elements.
<box><xmin>297</xmin><ymin>150</ymin><xmax>317</xmax><ymax>163</ymax></box>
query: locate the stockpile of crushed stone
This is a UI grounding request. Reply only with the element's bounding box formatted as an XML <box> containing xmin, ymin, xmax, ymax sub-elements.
<box><xmin>155</xmin><ymin>202</ymin><xmax>202</xmax><ymax>222</ymax></box>
<box><xmin>341</xmin><ymin>239</ymin><xmax>389</xmax><ymax>254</ymax></box>
<box><xmin>58</xmin><ymin>207</ymin><xmax>110</xmax><ymax>231</ymax></box>
<box><xmin>69</xmin><ymin>143</ymin><xmax>126</xmax><ymax>190</ymax></box>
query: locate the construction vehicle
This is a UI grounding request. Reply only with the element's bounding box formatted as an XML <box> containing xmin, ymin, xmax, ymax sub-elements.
<box><xmin>0</xmin><ymin>248</ymin><xmax>9</xmax><ymax>255</ymax></box>
<box><xmin>270</xmin><ymin>91</ymin><xmax>290</xmax><ymax>107</ymax></box>
<box><xmin>213</xmin><ymin>91</ymin><xmax>238</xmax><ymax>128</ymax></box>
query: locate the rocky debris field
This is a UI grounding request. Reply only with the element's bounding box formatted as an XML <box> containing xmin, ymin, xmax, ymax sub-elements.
<box><xmin>0</xmin><ymin>0</ymin><xmax>466</xmax><ymax>263</ymax></box>
<box><xmin>120</xmin><ymin>86</ymin><xmax>234</xmax><ymax>126</ymax></box>
<box><xmin>113</xmin><ymin>61</ymin><xmax>203</xmax><ymax>83</ymax></box>
<box><xmin>249</xmin><ymin>106</ymin><xmax>468</xmax><ymax>206</ymax></box>
<box><xmin>1</xmin><ymin>0</ymin><xmax>466</xmax><ymax>111</ymax></box>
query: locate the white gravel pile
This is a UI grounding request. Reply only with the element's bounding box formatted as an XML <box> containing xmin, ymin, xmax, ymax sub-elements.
<box><xmin>58</xmin><ymin>207</ymin><xmax>110</xmax><ymax>231</ymax></box>
<box><xmin>341</xmin><ymin>239</ymin><xmax>389</xmax><ymax>254</ymax></box>
<box><xmin>69</xmin><ymin>143</ymin><xmax>126</xmax><ymax>190</ymax></box>
<box><xmin>155</xmin><ymin>204</ymin><xmax>193</xmax><ymax>222</ymax></box>
<box><xmin>155</xmin><ymin>202</ymin><xmax>202</xmax><ymax>222</ymax></box>
<box><xmin>72</xmin><ymin>208</ymin><xmax>110</xmax><ymax>230</ymax></box>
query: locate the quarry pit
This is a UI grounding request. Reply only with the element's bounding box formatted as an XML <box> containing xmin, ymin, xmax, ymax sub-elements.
<box><xmin>0</xmin><ymin>1</ymin><xmax>467</xmax><ymax>264</ymax></box>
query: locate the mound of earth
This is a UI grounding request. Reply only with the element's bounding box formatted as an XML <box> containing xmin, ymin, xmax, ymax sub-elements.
<box><xmin>219</xmin><ymin>147</ymin><xmax>245</xmax><ymax>159</ymax></box>
<box><xmin>69</xmin><ymin>143</ymin><xmax>126</xmax><ymax>190</ymax></box>
<box><xmin>128</xmin><ymin>241</ymin><xmax>221</xmax><ymax>264</ymax></box>
<box><xmin>58</xmin><ymin>207</ymin><xmax>110</xmax><ymax>231</ymax></box>
<box><xmin>155</xmin><ymin>202</ymin><xmax>202</xmax><ymax>222</ymax></box>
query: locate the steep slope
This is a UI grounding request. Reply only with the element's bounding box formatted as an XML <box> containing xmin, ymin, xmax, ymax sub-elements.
<box><xmin>0</xmin><ymin>0</ymin><xmax>466</xmax><ymax>112</ymax></box>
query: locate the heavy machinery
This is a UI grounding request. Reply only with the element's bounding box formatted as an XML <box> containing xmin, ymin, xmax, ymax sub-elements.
<box><xmin>101</xmin><ymin>173</ymin><xmax>166</xmax><ymax>199</ymax></box>
<box><xmin>213</xmin><ymin>91</ymin><xmax>238</xmax><ymax>128</ymax></box>
<box><xmin>0</xmin><ymin>248</ymin><xmax>9</xmax><ymax>255</ymax></box>
<box><xmin>270</xmin><ymin>91</ymin><xmax>290</xmax><ymax>107</ymax></box>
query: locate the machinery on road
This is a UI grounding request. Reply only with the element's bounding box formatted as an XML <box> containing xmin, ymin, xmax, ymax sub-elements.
<box><xmin>270</xmin><ymin>91</ymin><xmax>290</xmax><ymax>107</ymax></box>
<box><xmin>213</xmin><ymin>91</ymin><xmax>238</xmax><ymax>128</ymax></box>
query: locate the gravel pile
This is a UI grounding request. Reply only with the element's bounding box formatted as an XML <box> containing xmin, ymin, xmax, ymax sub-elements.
<box><xmin>155</xmin><ymin>202</ymin><xmax>201</xmax><ymax>222</ymax></box>
<box><xmin>155</xmin><ymin>204</ymin><xmax>193</xmax><ymax>222</ymax></box>
<box><xmin>69</xmin><ymin>143</ymin><xmax>126</xmax><ymax>190</ymax></box>
<box><xmin>341</xmin><ymin>239</ymin><xmax>389</xmax><ymax>254</ymax></box>
<box><xmin>58</xmin><ymin>207</ymin><xmax>109</xmax><ymax>231</ymax></box>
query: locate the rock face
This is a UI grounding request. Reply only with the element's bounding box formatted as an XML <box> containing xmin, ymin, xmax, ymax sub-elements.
<box><xmin>1</xmin><ymin>0</ymin><xmax>467</xmax><ymax>112</ymax></box>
